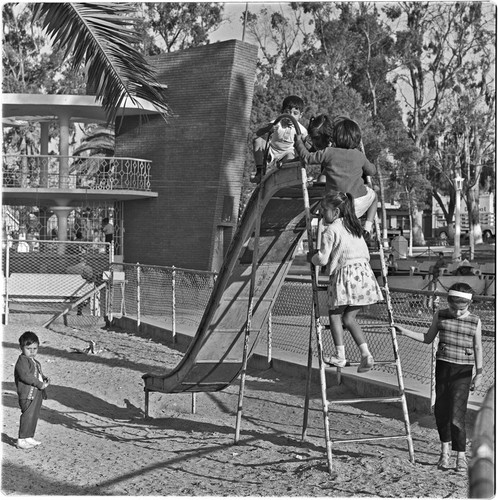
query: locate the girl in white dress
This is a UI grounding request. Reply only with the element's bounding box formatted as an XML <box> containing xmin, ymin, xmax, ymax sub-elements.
<box><xmin>311</xmin><ymin>191</ymin><xmax>383</xmax><ymax>372</ymax></box>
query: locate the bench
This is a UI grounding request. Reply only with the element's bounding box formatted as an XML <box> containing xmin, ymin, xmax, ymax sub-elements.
<box><xmin>4</xmin><ymin>273</ymin><xmax>96</xmax><ymax>302</ymax></box>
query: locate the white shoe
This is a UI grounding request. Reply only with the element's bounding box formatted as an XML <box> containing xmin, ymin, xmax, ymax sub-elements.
<box><xmin>25</xmin><ymin>437</ymin><xmax>41</xmax><ymax>446</ymax></box>
<box><xmin>17</xmin><ymin>439</ymin><xmax>36</xmax><ymax>450</ymax></box>
<box><xmin>358</xmin><ymin>355</ymin><xmax>374</xmax><ymax>373</ymax></box>
<box><xmin>323</xmin><ymin>355</ymin><xmax>347</xmax><ymax>368</ymax></box>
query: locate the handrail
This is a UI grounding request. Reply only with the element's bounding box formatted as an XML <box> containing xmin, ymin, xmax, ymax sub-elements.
<box><xmin>2</xmin><ymin>154</ymin><xmax>152</xmax><ymax>191</ymax></box>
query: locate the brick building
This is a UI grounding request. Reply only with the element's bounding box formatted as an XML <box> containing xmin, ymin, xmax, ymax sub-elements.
<box><xmin>116</xmin><ymin>40</ymin><xmax>258</xmax><ymax>271</ymax></box>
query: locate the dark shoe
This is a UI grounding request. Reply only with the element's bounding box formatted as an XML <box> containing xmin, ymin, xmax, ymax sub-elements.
<box><xmin>250</xmin><ymin>173</ymin><xmax>262</xmax><ymax>184</ymax></box>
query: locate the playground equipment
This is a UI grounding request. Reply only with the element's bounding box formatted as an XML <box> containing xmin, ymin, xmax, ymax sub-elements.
<box><xmin>299</xmin><ymin>163</ymin><xmax>415</xmax><ymax>472</ymax></box>
<box><xmin>142</xmin><ymin>158</ymin><xmax>324</xmax><ymax>400</ymax></box>
<box><xmin>142</xmin><ymin>114</ymin><xmax>415</xmax><ymax>473</ymax></box>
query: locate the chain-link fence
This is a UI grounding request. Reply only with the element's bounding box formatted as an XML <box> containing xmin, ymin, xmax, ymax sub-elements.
<box><xmin>107</xmin><ymin>263</ymin><xmax>216</xmax><ymax>336</ymax></box>
<box><xmin>267</xmin><ymin>278</ymin><xmax>494</xmax><ymax>398</ymax></box>
<box><xmin>4</xmin><ymin>252</ymin><xmax>493</xmax><ymax>398</ymax></box>
<box><xmin>106</xmin><ymin>264</ymin><xmax>494</xmax><ymax>398</ymax></box>
<box><xmin>3</xmin><ymin>240</ymin><xmax>111</xmax><ymax>325</ymax></box>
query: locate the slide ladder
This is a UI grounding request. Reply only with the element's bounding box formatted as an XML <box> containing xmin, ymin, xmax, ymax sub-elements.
<box><xmin>299</xmin><ymin>166</ymin><xmax>415</xmax><ymax>474</ymax></box>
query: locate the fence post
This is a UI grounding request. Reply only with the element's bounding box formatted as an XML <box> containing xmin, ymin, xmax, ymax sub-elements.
<box><xmin>267</xmin><ymin>309</ymin><xmax>272</xmax><ymax>363</ymax></box>
<box><xmin>4</xmin><ymin>244</ymin><xmax>10</xmax><ymax>325</ymax></box>
<box><xmin>429</xmin><ymin>285</ymin><xmax>439</xmax><ymax>412</ymax></box>
<box><xmin>172</xmin><ymin>266</ymin><xmax>176</xmax><ymax>343</ymax></box>
<box><xmin>136</xmin><ymin>262</ymin><xmax>141</xmax><ymax>330</ymax></box>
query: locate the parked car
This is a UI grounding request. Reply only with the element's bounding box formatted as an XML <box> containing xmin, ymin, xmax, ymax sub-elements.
<box><xmin>435</xmin><ymin>224</ymin><xmax>494</xmax><ymax>242</ymax></box>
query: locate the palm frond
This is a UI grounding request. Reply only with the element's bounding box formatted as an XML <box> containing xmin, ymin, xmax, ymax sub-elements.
<box><xmin>33</xmin><ymin>3</ymin><xmax>170</xmax><ymax>123</ymax></box>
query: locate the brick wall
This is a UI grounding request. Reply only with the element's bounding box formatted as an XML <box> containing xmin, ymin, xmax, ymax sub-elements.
<box><xmin>115</xmin><ymin>40</ymin><xmax>258</xmax><ymax>271</ymax></box>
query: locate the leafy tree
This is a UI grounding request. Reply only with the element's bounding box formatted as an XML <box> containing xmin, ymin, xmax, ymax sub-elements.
<box><xmin>435</xmin><ymin>84</ymin><xmax>496</xmax><ymax>252</ymax></box>
<box><xmin>385</xmin><ymin>2</ymin><xmax>495</xmax><ymax>246</ymax></box>
<box><xmin>32</xmin><ymin>2</ymin><xmax>170</xmax><ymax>122</ymax></box>
<box><xmin>73</xmin><ymin>125</ymin><xmax>115</xmax><ymax>157</ymax></box>
<box><xmin>142</xmin><ymin>3</ymin><xmax>224</xmax><ymax>53</ymax></box>
<box><xmin>2</xmin><ymin>3</ymin><xmax>81</xmax><ymax>94</ymax></box>
<box><xmin>245</xmin><ymin>6</ymin><xmax>306</xmax><ymax>79</ymax></box>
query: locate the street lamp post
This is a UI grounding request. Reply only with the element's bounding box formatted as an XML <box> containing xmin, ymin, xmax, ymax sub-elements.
<box><xmin>453</xmin><ymin>175</ymin><xmax>464</xmax><ymax>262</ymax></box>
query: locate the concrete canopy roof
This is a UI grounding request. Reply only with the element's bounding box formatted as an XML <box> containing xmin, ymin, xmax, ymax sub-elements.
<box><xmin>2</xmin><ymin>93</ymin><xmax>162</xmax><ymax>125</ymax></box>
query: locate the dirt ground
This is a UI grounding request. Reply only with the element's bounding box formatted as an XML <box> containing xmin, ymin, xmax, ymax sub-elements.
<box><xmin>2</xmin><ymin>317</ymin><xmax>472</xmax><ymax>497</ymax></box>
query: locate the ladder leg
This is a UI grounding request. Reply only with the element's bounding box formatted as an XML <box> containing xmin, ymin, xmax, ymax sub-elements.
<box><xmin>301</xmin><ymin>315</ymin><xmax>315</xmax><ymax>441</ymax></box>
<box><xmin>144</xmin><ymin>389</ymin><xmax>149</xmax><ymax>418</ymax></box>
<box><xmin>235</xmin><ymin>185</ymin><xmax>264</xmax><ymax>444</ymax></box>
<box><xmin>361</xmin><ymin>159</ymin><xmax>416</xmax><ymax>463</ymax></box>
<box><xmin>372</xmin><ymin>203</ymin><xmax>415</xmax><ymax>464</ymax></box>
<box><xmin>316</xmin><ymin>319</ymin><xmax>334</xmax><ymax>474</ymax></box>
<box><xmin>300</xmin><ymin>166</ymin><xmax>333</xmax><ymax>474</ymax></box>
<box><xmin>235</xmin><ymin>307</ymin><xmax>251</xmax><ymax>444</ymax></box>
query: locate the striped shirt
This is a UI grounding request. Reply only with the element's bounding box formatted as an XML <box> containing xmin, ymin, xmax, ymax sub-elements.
<box><xmin>311</xmin><ymin>218</ymin><xmax>369</xmax><ymax>274</ymax></box>
<box><xmin>436</xmin><ymin>309</ymin><xmax>480</xmax><ymax>365</ymax></box>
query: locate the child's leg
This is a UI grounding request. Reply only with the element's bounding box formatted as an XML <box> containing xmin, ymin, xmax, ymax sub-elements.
<box><xmin>251</xmin><ymin>137</ymin><xmax>267</xmax><ymax>183</ymax></box>
<box><xmin>450</xmin><ymin>365</ymin><xmax>473</xmax><ymax>468</ymax></box>
<box><xmin>18</xmin><ymin>391</ymin><xmax>43</xmax><ymax>439</ymax></box>
<box><xmin>324</xmin><ymin>307</ymin><xmax>346</xmax><ymax>366</ymax></box>
<box><xmin>438</xmin><ymin>441</ymin><xmax>452</xmax><ymax>469</ymax></box>
<box><xmin>354</xmin><ymin>188</ymin><xmax>377</xmax><ymax>234</ymax></box>
<box><xmin>278</xmin><ymin>151</ymin><xmax>296</xmax><ymax>163</ymax></box>
<box><xmin>342</xmin><ymin>306</ymin><xmax>374</xmax><ymax>372</ymax></box>
<box><xmin>363</xmin><ymin>192</ymin><xmax>378</xmax><ymax>233</ymax></box>
<box><xmin>253</xmin><ymin>136</ymin><xmax>266</xmax><ymax>168</ymax></box>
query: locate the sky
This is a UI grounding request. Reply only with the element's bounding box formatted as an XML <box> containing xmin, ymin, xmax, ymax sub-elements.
<box><xmin>209</xmin><ymin>2</ymin><xmax>248</xmax><ymax>42</ymax></box>
<box><xmin>209</xmin><ymin>2</ymin><xmax>289</xmax><ymax>43</ymax></box>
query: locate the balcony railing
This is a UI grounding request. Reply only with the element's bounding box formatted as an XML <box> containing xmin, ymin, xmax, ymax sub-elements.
<box><xmin>3</xmin><ymin>155</ymin><xmax>152</xmax><ymax>191</ymax></box>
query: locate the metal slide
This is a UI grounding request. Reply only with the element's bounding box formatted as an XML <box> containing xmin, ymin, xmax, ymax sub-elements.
<box><xmin>143</xmin><ymin>161</ymin><xmax>324</xmax><ymax>394</ymax></box>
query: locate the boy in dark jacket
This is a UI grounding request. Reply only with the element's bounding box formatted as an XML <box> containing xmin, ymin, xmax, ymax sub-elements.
<box><xmin>14</xmin><ymin>331</ymin><xmax>50</xmax><ymax>449</ymax></box>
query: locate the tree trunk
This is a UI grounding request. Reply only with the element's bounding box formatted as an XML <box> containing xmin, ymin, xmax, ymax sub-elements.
<box><xmin>411</xmin><ymin>209</ymin><xmax>426</xmax><ymax>247</ymax></box>
<box><xmin>466</xmin><ymin>187</ymin><xmax>482</xmax><ymax>258</ymax></box>
<box><xmin>377</xmin><ymin>165</ymin><xmax>389</xmax><ymax>248</ymax></box>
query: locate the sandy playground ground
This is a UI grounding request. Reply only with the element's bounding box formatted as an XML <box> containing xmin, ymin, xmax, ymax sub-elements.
<box><xmin>2</xmin><ymin>317</ymin><xmax>473</xmax><ymax>497</ymax></box>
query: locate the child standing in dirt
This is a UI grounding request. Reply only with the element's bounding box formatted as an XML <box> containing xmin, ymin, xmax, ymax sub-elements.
<box><xmin>251</xmin><ymin>94</ymin><xmax>308</xmax><ymax>183</ymax></box>
<box><xmin>14</xmin><ymin>331</ymin><xmax>50</xmax><ymax>449</ymax></box>
<box><xmin>295</xmin><ymin>115</ymin><xmax>378</xmax><ymax>236</ymax></box>
<box><xmin>310</xmin><ymin>191</ymin><xmax>383</xmax><ymax>372</ymax></box>
<box><xmin>395</xmin><ymin>282</ymin><xmax>483</xmax><ymax>472</ymax></box>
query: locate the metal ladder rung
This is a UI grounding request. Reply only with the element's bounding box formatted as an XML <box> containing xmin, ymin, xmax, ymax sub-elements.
<box><xmin>321</xmin><ymin>358</ymin><xmax>396</xmax><ymax>367</ymax></box>
<box><xmin>332</xmin><ymin>434</ymin><xmax>409</xmax><ymax>445</ymax></box>
<box><xmin>343</xmin><ymin>360</ymin><xmax>396</xmax><ymax>368</ymax></box>
<box><xmin>329</xmin><ymin>396</ymin><xmax>403</xmax><ymax>405</ymax></box>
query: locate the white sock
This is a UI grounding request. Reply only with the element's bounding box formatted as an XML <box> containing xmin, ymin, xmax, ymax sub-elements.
<box><xmin>336</xmin><ymin>345</ymin><xmax>346</xmax><ymax>359</ymax></box>
<box><xmin>359</xmin><ymin>343</ymin><xmax>371</xmax><ymax>357</ymax></box>
<box><xmin>364</xmin><ymin>220</ymin><xmax>373</xmax><ymax>233</ymax></box>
